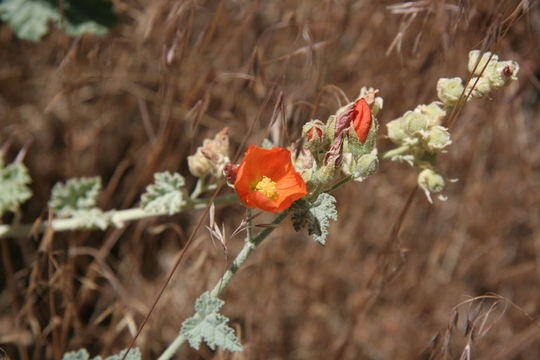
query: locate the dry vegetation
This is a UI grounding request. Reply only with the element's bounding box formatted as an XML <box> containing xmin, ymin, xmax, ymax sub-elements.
<box><xmin>1</xmin><ymin>0</ymin><xmax>540</xmax><ymax>359</ymax></box>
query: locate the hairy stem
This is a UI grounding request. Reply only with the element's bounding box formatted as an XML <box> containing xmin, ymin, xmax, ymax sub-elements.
<box><xmin>158</xmin><ymin>209</ymin><xmax>290</xmax><ymax>360</ymax></box>
<box><xmin>382</xmin><ymin>145</ymin><xmax>410</xmax><ymax>159</ymax></box>
<box><xmin>0</xmin><ymin>193</ymin><xmax>238</xmax><ymax>238</ymax></box>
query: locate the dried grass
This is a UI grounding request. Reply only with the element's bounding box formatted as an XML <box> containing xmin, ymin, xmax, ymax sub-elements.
<box><xmin>1</xmin><ymin>0</ymin><xmax>539</xmax><ymax>359</ymax></box>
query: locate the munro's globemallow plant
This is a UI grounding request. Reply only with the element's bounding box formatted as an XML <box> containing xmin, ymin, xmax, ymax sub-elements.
<box><xmin>0</xmin><ymin>49</ymin><xmax>518</xmax><ymax>360</ymax></box>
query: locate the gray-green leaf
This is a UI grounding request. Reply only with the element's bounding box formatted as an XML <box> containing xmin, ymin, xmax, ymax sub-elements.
<box><xmin>0</xmin><ymin>0</ymin><xmax>117</xmax><ymax>42</ymax></box>
<box><xmin>0</xmin><ymin>160</ymin><xmax>32</xmax><ymax>216</ymax></box>
<box><xmin>62</xmin><ymin>349</ymin><xmax>90</xmax><ymax>360</ymax></box>
<box><xmin>61</xmin><ymin>348</ymin><xmax>141</xmax><ymax>360</ymax></box>
<box><xmin>140</xmin><ymin>172</ymin><xmax>186</xmax><ymax>215</ymax></box>
<box><xmin>49</xmin><ymin>177</ymin><xmax>101</xmax><ymax>217</ymax></box>
<box><xmin>292</xmin><ymin>193</ymin><xmax>337</xmax><ymax>245</ymax></box>
<box><xmin>180</xmin><ymin>292</ymin><xmax>243</xmax><ymax>352</ymax></box>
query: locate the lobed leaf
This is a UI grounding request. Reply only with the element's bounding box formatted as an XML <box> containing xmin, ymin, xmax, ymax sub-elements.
<box><xmin>140</xmin><ymin>172</ymin><xmax>186</xmax><ymax>215</ymax></box>
<box><xmin>62</xmin><ymin>348</ymin><xmax>141</xmax><ymax>360</ymax></box>
<box><xmin>180</xmin><ymin>292</ymin><xmax>243</xmax><ymax>352</ymax></box>
<box><xmin>0</xmin><ymin>0</ymin><xmax>117</xmax><ymax>42</ymax></box>
<box><xmin>49</xmin><ymin>177</ymin><xmax>101</xmax><ymax>217</ymax></box>
<box><xmin>292</xmin><ymin>193</ymin><xmax>338</xmax><ymax>245</ymax></box>
<box><xmin>0</xmin><ymin>160</ymin><xmax>32</xmax><ymax>216</ymax></box>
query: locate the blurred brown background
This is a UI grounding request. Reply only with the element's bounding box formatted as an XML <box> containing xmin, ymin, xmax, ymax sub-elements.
<box><xmin>1</xmin><ymin>1</ymin><xmax>539</xmax><ymax>359</ymax></box>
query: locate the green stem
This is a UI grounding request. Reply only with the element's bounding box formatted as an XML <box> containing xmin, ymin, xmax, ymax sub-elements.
<box><xmin>382</xmin><ymin>145</ymin><xmax>410</xmax><ymax>159</ymax></box>
<box><xmin>190</xmin><ymin>178</ymin><xmax>206</xmax><ymax>200</ymax></box>
<box><xmin>0</xmin><ymin>193</ymin><xmax>238</xmax><ymax>239</ymax></box>
<box><xmin>158</xmin><ymin>209</ymin><xmax>290</xmax><ymax>360</ymax></box>
<box><xmin>325</xmin><ymin>175</ymin><xmax>353</xmax><ymax>193</ymax></box>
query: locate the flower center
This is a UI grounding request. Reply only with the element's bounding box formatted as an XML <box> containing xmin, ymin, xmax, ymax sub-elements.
<box><xmin>254</xmin><ymin>176</ymin><xmax>278</xmax><ymax>200</ymax></box>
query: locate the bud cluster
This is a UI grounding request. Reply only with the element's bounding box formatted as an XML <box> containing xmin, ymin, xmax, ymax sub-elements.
<box><xmin>297</xmin><ymin>87</ymin><xmax>382</xmax><ymax>187</ymax></box>
<box><xmin>386</xmin><ymin>50</ymin><xmax>519</xmax><ymax>202</ymax></box>
<box><xmin>437</xmin><ymin>50</ymin><xmax>520</xmax><ymax>107</ymax></box>
<box><xmin>187</xmin><ymin>127</ymin><xmax>231</xmax><ymax>181</ymax></box>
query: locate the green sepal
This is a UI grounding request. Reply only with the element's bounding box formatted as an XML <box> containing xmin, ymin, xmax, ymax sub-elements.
<box><xmin>345</xmin><ymin>117</ymin><xmax>379</xmax><ymax>158</ymax></box>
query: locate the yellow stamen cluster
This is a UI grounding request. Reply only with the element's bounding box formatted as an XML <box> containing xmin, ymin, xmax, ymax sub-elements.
<box><xmin>254</xmin><ymin>176</ymin><xmax>278</xmax><ymax>200</ymax></box>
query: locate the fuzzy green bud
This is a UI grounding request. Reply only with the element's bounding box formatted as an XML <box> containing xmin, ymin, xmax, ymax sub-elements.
<box><xmin>386</xmin><ymin>118</ymin><xmax>407</xmax><ymax>143</ymax></box>
<box><xmin>437</xmin><ymin>77</ymin><xmax>464</xmax><ymax>107</ymax></box>
<box><xmin>485</xmin><ymin>60</ymin><xmax>520</xmax><ymax>89</ymax></box>
<box><xmin>416</xmin><ymin>102</ymin><xmax>446</xmax><ymax>127</ymax></box>
<box><xmin>468</xmin><ymin>50</ymin><xmax>498</xmax><ymax>76</ymax></box>
<box><xmin>302</xmin><ymin>120</ymin><xmax>325</xmax><ymax>152</ymax></box>
<box><xmin>465</xmin><ymin>76</ymin><xmax>492</xmax><ymax>100</ymax></box>
<box><xmin>418</xmin><ymin>169</ymin><xmax>445</xmax><ymax>203</ymax></box>
<box><xmin>426</xmin><ymin>126</ymin><xmax>451</xmax><ymax>151</ymax></box>
<box><xmin>354</xmin><ymin>153</ymin><xmax>378</xmax><ymax>179</ymax></box>
<box><xmin>313</xmin><ymin>163</ymin><xmax>337</xmax><ymax>186</ymax></box>
<box><xmin>402</xmin><ymin>110</ymin><xmax>428</xmax><ymax>136</ymax></box>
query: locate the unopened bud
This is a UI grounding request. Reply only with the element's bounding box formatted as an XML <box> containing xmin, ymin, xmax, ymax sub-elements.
<box><xmin>465</xmin><ymin>76</ymin><xmax>492</xmax><ymax>100</ymax></box>
<box><xmin>418</xmin><ymin>169</ymin><xmax>445</xmax><ymax>203</ymax></box>
<box><xmin>187</xmin><ymin>150</ymin><xmax>213</xmax><ymax>178</ymax></box>
<box><xmin>426</xmin><ymin>126</ymin><xmax>451</xmax><ymax>151</ymax></box>
<box><xmin>417</xmin><ymin>102</ymin><xmax>446</xmax><ymax>127</ymax></box>
<box><xmin>386</xmin><ymin>118</ymin><xmax>407</xmax><ymax>143</ymax></box>
<box><xmin>358</xmin><ymin>87</ymin><xmax>384</xmax><ymax>116</ymax></box>
<box><xmin>437</xmin><ymin>77</ymin><xmax>464</xmax><ymax>107</ymax></box>
<box><xmin>486</xmin><ymin>60</ymin><xmax>519</xmax><ymax>89</ymax></box>
<box><xmin>302</xmin><ymin>120</ymin><xmax>325</xmax><ymax>151</ymax></box>
<box><xmin>187</xmin><ymin>127</ymin><xmax>231</xmax><ymax>179</ymax></box>
<box><xmin>402</xmin><ymin>110</ymin><xmax>428</xmax><ymax>136</ymax></box>
<box><xmin>468</xmin><ymin>50</ymin><xmax>498</xmax><ymax>76</ymax></box>
<box><xmin>354</xmin><ymin>152</ymin><xmax>378</xmax><ymax>179</ymax></box>
<box><xmin>313</xmin><ymin>163</ymin><xmax>337</xmax><ymax>186</ymax></box>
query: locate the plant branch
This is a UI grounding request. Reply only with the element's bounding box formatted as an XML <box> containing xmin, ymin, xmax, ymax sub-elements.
<box><xmin>0</xmin><ymin>193</ymin><xmax>238</xmax><ymax>239</ymax></box>
<box><xmin>158</xmin><ymin>208</ymin><xmax>290</xmax><ymax>360</ymax></box>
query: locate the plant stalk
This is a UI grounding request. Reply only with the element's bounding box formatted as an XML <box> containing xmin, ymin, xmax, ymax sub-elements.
<box><xmin>0</xmin><ymin>193</ymin><xmax>238</xmax><ymax>238</ymax></box>
<box><xmin>158</xmin><ymin>209</ymin><xmax>290</xmax><ymax>360</ymax></box>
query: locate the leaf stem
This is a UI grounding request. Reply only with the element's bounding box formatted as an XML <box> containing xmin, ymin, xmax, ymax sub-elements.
<box><xmin>158</xmin><ymin>209</ymin><xmax>290</xmax><ymax>360</ymax></box>
<box><xmin>0</xmin><ymin>193</ymin><xmax>238</xmax><ymax>239</ymax></box>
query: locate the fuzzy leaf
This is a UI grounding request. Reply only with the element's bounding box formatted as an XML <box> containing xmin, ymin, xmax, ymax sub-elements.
<box><xmin>102</xmin><ymin>348</ymin><xmax>142</xmax><ymax>360</ymax></box>
<box><xmin>0</xmin><ymin>0</ymin><xmax>117</xmax><ymax>42</ymax></box>
<box><xmin>62</xmin><ymin>349</ymin><xmax>90</xmax><ymax>360</ymax></box>
<box><xmin>180</xmin><ymin>292</ymin><xmax>243</xmax><ymax>352</ymax></box>
<box><xmin>292</xmin><ymin>193</ymin><xmax>337</xmax><ymax>245</ymax></box>
<box><xmin>140</xmin><ymin>172</ymin><xmax>186</xmax><ymax>215</ymax></box>
<box><xmin>0</xmin><ymin>160</ymin><xmax>32</xmax><ymax>215</ymax></box>
<box><xmin>62</xmin><ymin>348</ymin><xmax>141</xmax><ymax>360</ymax></box>
<box><xmin>49</xmin><ymin>177</ymin><xmax>101</xmax><ymax>217</ymax></box>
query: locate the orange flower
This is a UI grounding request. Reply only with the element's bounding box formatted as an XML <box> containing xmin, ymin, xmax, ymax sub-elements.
<box><xmin>234</xmin><ymin>145</ymin><xmax>307</xmax><ymax>213</ymax></box>
<box><xmin>352</xmin><ymin>98</ymin><xmax>372</xmax><ymax>143</ymax></box>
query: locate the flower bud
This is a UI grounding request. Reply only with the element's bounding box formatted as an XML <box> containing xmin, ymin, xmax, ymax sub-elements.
<box><xmin>358</xmin><ymin>87</ymin><xmax>384</xmax><ymax>116</ymax></box>
<box><xmin>485</xmin><ymin>60</ymin><xmax>520</xmax><ymax>89</ymax></box>
<box><xmin>354</xmin><ymin>152</ymin><xmax>378</xmax><ymax>179</ymax></box>
<box><xmin>302</xmin><ymin>120</ymin><xmax>325</xmax><ymax>151</ymax></box>
<box><xmin>187</xmin><ymin>127</ymin><xmax>231</xmax><ymax>179</ymax></box>
<box><xmin>437</xmin><ymin>77</ymin><xmax>464</xmax><ymax>107</ymax></box>
<box><xmin>468</xmin><ymin>50</ymin><xmax>498</xmax><ymax>75</ymax></box>
<box><xmin>402</xmin><ymin>110</ymin><xmax>428</xmax><ymax>136</ymax></box>
<box><xmin>418</xmin><ymin>168</ymin><xmax>445</xmax><ymax>203</ymax></box>
<box><xmin>187</xmin><ymin>150</ymin><xmax>213</xmax><ymax>178</ymax></box>
<box><xmin>313</xmin><ymin>163</ymin><xmax>337</xmax><ymax>186</ymax></box>
<box><xmin>465</xmin><ymin>76</ymin><xmax>492</xmax><ymax>100</ymax></box>
<box><xmin>426</xmin><ymin>126</ymin><xmax>451</xmax><ymax>151</ymax></box>
<box><xmin>416</xmin><ymin>102</ymin><xmax>446</xmax><ymax>127</ymax></box>
<box><xmin>386</xmin><ymin>118</ymin><xmax>407</xmax><ymax>143</ymax></box>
